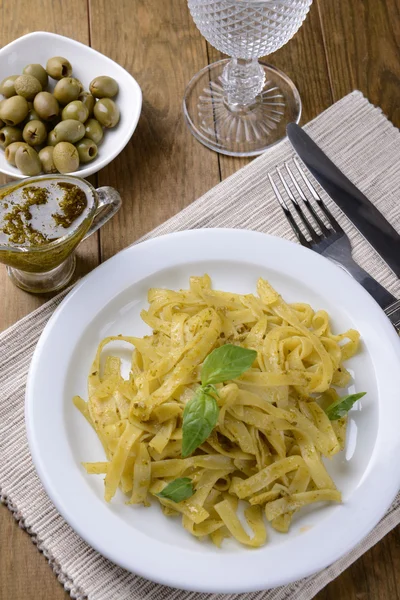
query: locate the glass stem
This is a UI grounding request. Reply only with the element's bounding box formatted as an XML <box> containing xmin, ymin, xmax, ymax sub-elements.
<box><xmin>221</xmin><ymin>58</ymin><xmax>265</xmax><ymax>107</ymax></box>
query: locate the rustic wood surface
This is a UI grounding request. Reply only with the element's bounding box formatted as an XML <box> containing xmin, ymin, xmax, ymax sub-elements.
<box><xmin>0</xmin><ymin>0</ymin><xmax>399</xmax><ymax>598</ymax></box>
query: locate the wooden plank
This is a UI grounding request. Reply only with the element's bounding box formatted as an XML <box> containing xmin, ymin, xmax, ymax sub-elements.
<box><xmin>315</xmin><ymin>526</ymin><xmax>400</xmax><ymax>599</ymax></box>
<box><xmin>89</xmin><ymin>0</ymin><xmax>221</xmax><ymax>261</ymax></box>
<box><xmin>206</xmin><ymin>1</ymin><xmax>333</xmax><ymax>179</ymax></box>
<box><xmin>0</xmin><ymin>504</ymin><xmax>70</xmax><ymax>600</ymax></box>
<box><xmin>317</xmin><ymin>0</ymin><xmax>400</xmax><ymax>126</ymax></box>
<box><xmin>0</xmin><ymin>1</ymin><xmax>100</xmax><ymax>332</ymax></box>
<box><xmin>314</xmin><ymin>1</ymin><xmax>400</xmax><ymax>597</ymax></box>
<box><xmin>0</xmin><ymin>2</ymin><xmax>95</xmax><ymax>599</ymax></box>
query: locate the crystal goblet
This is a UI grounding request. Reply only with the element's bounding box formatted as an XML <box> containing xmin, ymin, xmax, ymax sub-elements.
<box><xmin>184</xmin><ymin>0</ymin><xmax>313</xmax><ymax>156</ymax></box>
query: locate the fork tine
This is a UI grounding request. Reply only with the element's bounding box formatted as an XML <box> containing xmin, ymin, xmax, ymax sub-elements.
<box><xmin>268</xmin><ymin>174</ymin><xmax>311</xmax><ymax>248</ymax></box>
<box><xmin>284</xmin><ymin>162</ymin><xmax>331</xmax><ymax>236</ymax></box>
<box><xmin>276</xmin><ymin>167</ymin><xmax>320</xmax><ymax>243</ymax></box>
<box><xmin>293</xmin><ymin>158</ymin><xmax>343</xmax><ymax>233</ymax></box>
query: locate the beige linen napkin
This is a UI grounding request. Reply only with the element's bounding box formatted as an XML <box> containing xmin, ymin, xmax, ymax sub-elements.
<box><xmin>1</xmin><ymin>91</ymin><xmax>399</xmax><ymax>600</ymax></box>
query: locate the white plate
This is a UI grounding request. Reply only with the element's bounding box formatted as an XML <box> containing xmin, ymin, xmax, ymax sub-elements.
<box><xmin>26</xmin><ymin>229</ymin><xmax>400</xmax><ymax>593</ymax></box>
<box><xmin>0</xmin><ymin>32</ymin><xmax>142</xmax><ymax>179</ymax></box>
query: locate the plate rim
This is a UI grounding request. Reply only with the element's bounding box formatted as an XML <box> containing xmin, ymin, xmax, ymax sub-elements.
<box><xmin>25</xmin><ymin>228</ymin><xmax>400</xmax><ymax>593</ymax></box>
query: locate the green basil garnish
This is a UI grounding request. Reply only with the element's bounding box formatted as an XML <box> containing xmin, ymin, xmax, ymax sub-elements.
<box><xmin>156</xmin><ymin>477</ymin><xmax>194</xmax><ymax>503</ymax></box>
<box><xmin>325</xmin><ymin>392</ymin><xmax>366</xmax><ymax>421</ymax></box>
<box><xmin>182</xmin><ymin>389</ymin><xmax>219</xmax><ymax>457</ymax></box>
<box><xmin>181</xmin><ymin>344</ymin><xmax>257</xmax><ymax>457</ymax></box>
<box><xmin>201</xmin><ymin>344</ymin><xmax>257</xmax><ymax>386</ymax></box>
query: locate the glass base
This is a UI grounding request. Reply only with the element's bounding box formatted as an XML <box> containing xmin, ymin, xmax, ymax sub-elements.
<box><xmin>7</xmin><ymin>253</ymin><xmax>76</xmax><ymax>294</ymax></box>
<box><xmin>183</xmin><ymin>59</ymin><xmax>301</xmax><ymax>157</ymax></box>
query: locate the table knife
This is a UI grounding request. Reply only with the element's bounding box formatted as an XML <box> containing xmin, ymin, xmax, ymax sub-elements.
<box><xmin>286</xmin><ymin>122</ymin><xmax>400</xmax><ymax>278</ymax></box>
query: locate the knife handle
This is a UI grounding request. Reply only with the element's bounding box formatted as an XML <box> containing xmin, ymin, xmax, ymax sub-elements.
<box><xmin>336</xmin><ymin>257</ymin><xmax>397</xmax><ymax>309</ymax></box>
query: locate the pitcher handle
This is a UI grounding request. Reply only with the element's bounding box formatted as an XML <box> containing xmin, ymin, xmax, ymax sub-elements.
<box><xmin>83</xmin><ymin>186</ymin><xmax>121</xmax><ymax>241</ymax></box>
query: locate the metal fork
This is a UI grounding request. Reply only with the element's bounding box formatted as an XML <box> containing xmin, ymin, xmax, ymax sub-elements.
<box><xmin>268</xmin><ymin>158</ymin><xmax>400</xmax><ymax>331</ymax></box>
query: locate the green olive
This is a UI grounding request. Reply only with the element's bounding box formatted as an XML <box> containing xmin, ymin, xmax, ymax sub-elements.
<box><xmin>14</xmin><ymin>74</ymin><xmax>42</xmax><ymax>100</ymax></box>
<box><xmin>47</xmin><ymin>130</ymin><xmax>57</xmax><ymax>146</ymax></box>
<box><xmin>78</xmin><ymin>92</ymin><xmax>95</xmax><ymax>117</ymax></box>
<box><xmin>0</xmin><ymin>75</ymin><xmax>18</xmax><ymax>98</ymax></box>
<box><xmin>54</xmin><ymin>119</ymin><xmax>85</xmax><ymax>143</ymax></box>
<box><xmin>71</xmin><ymin>78</ymin><xmax>84</xmax><ymax>93</ymax></box>
<box><xmin>38</xmin><ymin>146</ymin><xmax>58</xmax><ymax>173</ymax></box>
<box><xmin>93</xmin><ymin>98</ymin><xmax>120</xmax><ymax>128</ymax></box>
<box><xmin>0</xmin><ymin>96</ymin><xmax>29</xmax><ymax>126</ymax></box>
<box><xmin>84</xmin><ymin>118</ymin><xmax>104</xmax><ymax>145</ymax></box>
<box><xmin>22</xmin><ymin>120</ymin><xmax>48</xmax><ymax>146</ymax></box>
<box><xmin>53</xmin><ymin>77</ymin><xmax>81</xmax><ymax>105</ymax></box>
<box><xmin>25</xmin><ymin>107</ymin><xmax>42</xmax><ymax>123</ymax></box>
<box><xmin>5</xmin><ymin>141</ymin><xmax>29</xmax><ymax>166</ymax></box>
<box><xmin>23</xmin><ymin>64</ymin><xmax>48</xmax><ymax>89</ymax></box>
<box><xmin>75</xmin><ymin>137</ymin><xmax>98</xmax><ymax>163</ymax></box>
<box><xmin>33</xmin><ymin>92</ymin><xmax>60</xmax><ymax>121</ymax></box>
<box><xmin>89</xmin><ymin>76</ymin><xmax>119</xmax><ymax>99</ymax></box>
<box><xmin>53</xmin><ymin>142</ymin><xmax>79</xmax><ymax>173</ymax></box>
<box><xmin>61</xmin><ymin>100</ymin><xmax>89</xmax><ymax>123</ymax></box>
<box><xmin>46</xmin><ymin>56</ymin><xmax>72</xmax><ymax>80</ymax></box>
<box><xmin>15</xmin><ymin>145</ymin><xmax>42</xmax><ymax>176</ymax></box>
<box><xmin>0</xmin><ymin>126</ymin><xmax>23</xmax><ymax>149</ymax></box>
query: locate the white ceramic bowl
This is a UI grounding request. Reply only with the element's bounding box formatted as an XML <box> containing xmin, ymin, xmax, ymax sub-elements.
<box><xmin>0</xmin><ymin>31</ymin><xmax>142</xmax><ymax>179</ymax></box>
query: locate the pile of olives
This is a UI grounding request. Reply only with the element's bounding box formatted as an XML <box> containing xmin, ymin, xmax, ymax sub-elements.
<box><xmin>0</xmin><ymin>57</ymin><xmax>120</xmax><ymax>176</ymax></box>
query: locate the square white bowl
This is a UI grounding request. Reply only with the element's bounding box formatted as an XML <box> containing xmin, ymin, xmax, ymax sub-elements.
<box><xmin>0</xmin><ymin>31</ymin><xmax>142</xmax><ymax>179</ymax></box>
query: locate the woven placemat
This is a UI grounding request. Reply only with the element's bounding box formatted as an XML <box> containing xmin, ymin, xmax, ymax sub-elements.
<box><xmin>1</xmin><ymin>91</ymin><xmax>399</xmax><ymax>600</ymax></box>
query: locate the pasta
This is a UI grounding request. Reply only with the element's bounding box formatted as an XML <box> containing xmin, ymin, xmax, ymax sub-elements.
<box><xmin>73</xmin><ymin>275</ymin><xmax>361</xmax><ymax>547</ymax></box>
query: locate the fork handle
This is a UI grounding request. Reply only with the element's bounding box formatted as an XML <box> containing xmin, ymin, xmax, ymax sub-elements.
<box><xmin>384</xmin><ymin>299</ymin><xmax>400</xmax><ymax>332</ymax></box>
<box><xmin>341</xmin><ymin>259</ymin><xmax>396</xmax><ymax>306</ymax></box>
<box><xmin>334</xmin><ymin>258</ymin><xmax>400</xmax><ymax>329</ymax></box>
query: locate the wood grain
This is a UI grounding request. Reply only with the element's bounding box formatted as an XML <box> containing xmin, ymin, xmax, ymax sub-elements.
<box><xmin>0</xmin><ymin>1</ymin><xmax>95</xmax><ymax>597</ymax></box>
<box><xmin>0</xmin><ymin>504</ymin><xmax>69</xmax><ymax>600</ymax></box>
<box><xmin>317</xmin><ymin>0</ymin><xmax>400</xmax><ymax>125</ymax></box>
<box><xmin>89</xmin><ymin>0</ymin><xmax>221</xmax><ymax>260</ymax></box>
<box><xmin>316</xmin><ymin>527</ymin><xmax>400</xmax><ymax>600</ymax></box>
<box><xmin>0</xmin><ymin>0</ymin><xmax>399</xmax><ymax>598</ymax></box>
<box><xmin>314</xmin><ymin>1</ymin><xmax>400</xmax><ymax>596</ymax></box>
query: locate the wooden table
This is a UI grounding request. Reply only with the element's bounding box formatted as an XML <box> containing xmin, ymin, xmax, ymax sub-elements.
<box><xmin>1</xmin><ymin>1</ymin><xmax>399</xmax><ymax>598</ymax></box>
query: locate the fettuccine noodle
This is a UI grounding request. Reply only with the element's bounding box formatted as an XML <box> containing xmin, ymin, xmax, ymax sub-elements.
<box><xmin>74</xmin><ymin>275</ymin><xmax>360</xmax><ymax>547</ymax></box>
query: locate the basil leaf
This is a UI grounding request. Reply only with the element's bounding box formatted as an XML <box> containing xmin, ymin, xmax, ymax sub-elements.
<box><xmin>182</xmin><ymin>389</ymin><xmax>219</xmax><ymax>457</ymax></box>
<box><xmin>201</xmin><ymin>344</ymin><xmax>257</xmax><ymax>386</ymax></box>
<box><xmin>203</xmin><ymin>383</ymin><xmax>219</xmax><ymax>397</ymax></box>
<box><xmin>156</xmin><ymin>477</ymin><xmax>194</xmax><ymax>503</ymax></box>
<box><xmin>325</xmin><ymin>392</ymin><xmax>366</xmax><ymax>421</ymax></box>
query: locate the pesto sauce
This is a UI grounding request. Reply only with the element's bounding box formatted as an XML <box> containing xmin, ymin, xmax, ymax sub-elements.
<box><xmin>0</xmin><ymin>178</ymin><xmax>94</xmax><ymax>273</ymax></box>
<box><xmin>52</xmin><ymin>182</ymin><xmax>87</xmax><ymax>229</ymax></box>
<box><xmin>0</xmin><ymin>181</ymin><xmax>88</xmax><ymax>247</ymax></box>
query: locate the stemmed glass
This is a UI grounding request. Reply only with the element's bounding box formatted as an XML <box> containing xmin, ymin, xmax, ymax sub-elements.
<box><xmin>184</xmin><ymin>0</ymin><xmax>313</xmax><ymax>157</ymax></box>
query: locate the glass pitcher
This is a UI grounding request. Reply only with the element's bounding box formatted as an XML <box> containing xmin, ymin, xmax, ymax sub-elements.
<box><xmin>0</xmin><ymin>175</ymin><xmax>121</xmax><ymax>293</ymax></box>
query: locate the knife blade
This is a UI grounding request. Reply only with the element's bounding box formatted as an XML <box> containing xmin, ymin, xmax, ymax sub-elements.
<box><xmin>286</xmin><ymin>122</ymin><xmax>400</xmax><ymax>278</ymax></box>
